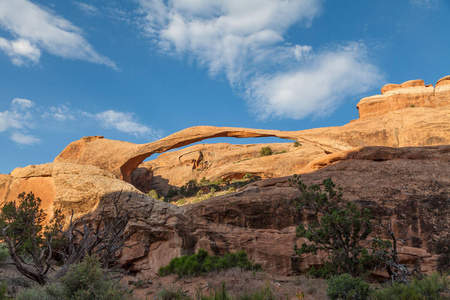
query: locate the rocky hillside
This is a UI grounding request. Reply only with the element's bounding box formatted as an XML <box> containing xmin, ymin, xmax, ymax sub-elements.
<box><xmin>0</xmin><ymin>76</ymin><xmax>449</xmax><ymax>279</ymax></box>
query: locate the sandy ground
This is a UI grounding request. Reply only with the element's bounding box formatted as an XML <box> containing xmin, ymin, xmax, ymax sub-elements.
<box><xmin>124</xmin><ymin>269</ymin><xmax>329</xmax><ymax>300</ymax></box>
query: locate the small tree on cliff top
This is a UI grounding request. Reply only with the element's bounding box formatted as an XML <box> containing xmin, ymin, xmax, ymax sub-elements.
<box><xmin>289</xmin><ymin>175</ymin><xmax>376</xmax><ymax>277</ymax></box>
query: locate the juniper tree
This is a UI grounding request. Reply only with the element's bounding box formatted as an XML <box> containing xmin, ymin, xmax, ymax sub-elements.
<box><xmin>290</xmin><ymin>176</ymin><xmax>375</xmax><ymax>277</ymax></box>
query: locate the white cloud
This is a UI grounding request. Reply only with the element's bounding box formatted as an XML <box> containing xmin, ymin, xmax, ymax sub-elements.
<box><xmin>410</xmin><ymin>0</ymin><xmax>438</xmax><ymax>8</ymax></box>
<box><xmin>73</xmin><ymin>2</ymin><xmax>100</xmax><ymax>16</ymax></box>
<box><xmin>12</xmin><ymin>98</ymin><xmax>35</xmax><ymax>110</ymax></box>
<box><xmin>0</xmin><ymin>0</ymin><xmax>116</xmax><ymax>68</ymax></box>
<box><xmin>247</xmin><ymin>44</ymin><xmax>382</xmax><ymax>119</ymax></box>
<box><xmin>1</xmin><ymin>98</ymin><xmax>160</xmax><ymax>145</ymax></box>
<box><xmin>10</xmin><ymin>132</ymin><xmax>40</xmax><ymax>145</ymax></box>
<box><xmin>139</xmin><ymin>0</ymin><xmax>383</xmax><ymax>119</ymax></box>
<box><xmin>42</xmin><ymin>105</ymin><xmax>76</xmax><ymax>121</ymax></box>
<box><xmin>0</xmin><ymin>98</ymin><xmax>35</xmax><ymax>133</ymax></box>
<box><xmin>95</xmin><ymin>110</ymin><xmax>160</xmax><ymax>139</ymax></box>
<box><xmin>0</xmin><ymin>37</ymin><xmax>41</xmax><ymax>66</ymax></box>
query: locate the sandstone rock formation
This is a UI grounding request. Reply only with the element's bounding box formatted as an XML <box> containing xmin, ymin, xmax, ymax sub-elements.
<box><xmin>55</xmin><ymin>75</ymin><xmax>450</xmax><ymax>191</ymax></box>
<box><xmin>357</xmin><ymin>76</ymin><xmax>450</xmax><ymax>119</ymax></box>
<box><xmin>134</xmin><ymin>142</ymin><xmax>314</xmax><ymax>193</ymax></box>
<box><xmin>182</xmin><ymin>145</ymin><xmax>450</xmax><ymax>276</ymax></box>
<box><xmin>1</xmin><ymin>76</ymin><xmax>449</xmax><ymax>279</ymax></box>
<box><xmin>2</xmin><ymin>146</ymin><xmax>448</xmax><ymax>277</ymax></box>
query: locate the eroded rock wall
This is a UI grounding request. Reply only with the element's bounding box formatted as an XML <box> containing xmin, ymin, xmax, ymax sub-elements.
<box><xmin>357</xmin><ymin>76</ymin><xmax>450</xmax><ymax>119</ymax></box>
<box><xmin>4</xmin><ymin>146</ymin><xmax>448</xmax><ymax>277</ymax></box>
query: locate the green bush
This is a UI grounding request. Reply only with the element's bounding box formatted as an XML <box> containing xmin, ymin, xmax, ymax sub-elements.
<box><xmin>147</xmin><ymin>190</ymin><xmax>165</xmax><ymax>202</ymax></box>
<box><xmin>158</xmin><ymin>249</ymin><xmax>261</xmax><ymax>277</ymax></box>
<box><xmin>0</xmin><ymin>244</ymin><xmax>8</xmax><ymax>262</ymax></box>
<box><xmin>16</xmin><ymin>255</ymin><xmax>132</xmax><ymax>300</ymax></box>
<box><xmin>158</xmin><ymin>287</ymin><xmax>190</xmax><ymax>300</ymax></box>
<box><xmin>16</xmin><ymin>285</ymin><xmax>58</xmax><ymax>300</ymax></box>
<box><xmin>290</xmin><ymin>176</ymin><xmax>376</xmax><ymax>278</ymax></box>
<box><xmin>0</xmin><ymin>282</ymin><xmax>10</xmax><ymax>300</ymax></box>
<box><xmin>259</xmin><ymin>147</ymin><xmax>273</xmax><ymax>157</ymax></box>
<box><xmin>60</xmin><ymin>255</ymin><xmax>132</xmax><ymax>299</ymax></box>
<box><xmin>370</xmin><ymin>272</ymin><xmax>448</xmax><ymax>300</ymax></box>
<box><xmin>327</xmin><ymin>274</ymin><xmax>370</xmax><ymax>300</ymax></box>
<box><xmin>199</xmin><ymin>282</ymin><xmax>275</xmax><ymax>300</ymax></box>
<box><xmin>238</xmin><ymin>284</ymin><xmax>275</xmax><ymax>300</ymax></box>
<box><xmin>293</xmin><ymin>141</ymin><xmax>301</xmax><ymax>147</ymax></box>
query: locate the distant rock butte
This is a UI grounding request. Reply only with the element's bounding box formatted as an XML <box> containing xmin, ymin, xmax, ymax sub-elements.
<box><xmin>54</xmin><ymin>76</ymin><xmax>449</xmax><ymax>191</ymax></box>
<box><xmin>357</xmin><ymin>76</ymin><xmax>450</xmax><ymax>119</ymax></box>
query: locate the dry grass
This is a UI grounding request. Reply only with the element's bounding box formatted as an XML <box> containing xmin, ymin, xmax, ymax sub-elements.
<box><xmin>124</xmin><ymin>269</ymin><xmax>329</xmax><ymax>300</ymax></box>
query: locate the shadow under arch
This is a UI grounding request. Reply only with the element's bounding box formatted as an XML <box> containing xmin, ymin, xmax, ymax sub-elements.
<box><xmin>120</xmin><ymin>126</ymin><xmax>299</xmax><ymax>183</ymax></box>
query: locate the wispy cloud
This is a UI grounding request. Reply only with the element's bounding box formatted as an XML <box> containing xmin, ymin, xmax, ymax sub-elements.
<box><xmin>1</xmin><ymin>98</ymin><xmax>161</xmax><ymax>145</ymax></box>
<box><xmin>0</xmin><ymin>0</ymin><xmax>116</xmax><ymax>69</ymax></box>
<box><xmin>72</xmin><ymin>2</ymin><xmax>100</xmax><ymax>16</ymax></box>
<box><xmin>42</xmin><ymin>105</ymin><xmax>76</xmax><ymax>121</ymax></box>
<box><xmin>10</xmin><ymin>132</ymin><xmax>40</xmax><ymax>145</ymax></box>
<box><xmin>410</xmin><ymin>0</ymin><xmax>439</xmax><ymax>8</ymax></box>
<box><xmin>0</xmin><ymin>98</ymin><xmax>39</xmax><ymax>145</ymax></box>
<box><xmin>95</xmin><ymin>110</ymin><xmax>161</xmax><ymax>139</ymax></box>
<box><xmin>138</xmin><ymin>0</ymin><xmax>382</xmax><ymax>119</ymax></box>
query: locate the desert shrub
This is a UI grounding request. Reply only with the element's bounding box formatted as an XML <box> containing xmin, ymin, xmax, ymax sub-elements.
<box><xmin>17</xmin><ymin>255</ymin><xmax>132</xmax><ymax>300</ymax></box>
<box><xmin>290</xmin><ymin>176</ymin><xmax>376</xmax><ymax>278</ymax></box>
<box><xmin>227</xmin><ymin>187</ymin><xmax>236</xmax><ymax>193</ymax></box>
<box><xmin>199</xmin><ymin>282</ymin><xmax>275</xmax><ymax>300</ymax></box>
<box><xmin>327</xmin><ymin>273</ymin><xmax>370</xmax><ymax>300</ymax></box>
<box><xmin>15</xmin><ymin>285</ymin><xmax>58</xmax><ymax>300</ymax></box>
<box><xmin>158</xmin><ymin>249</ymin><xmax>261</xmax><ymax>277</ymax></box>
<box><xmin>243</xmin><ymin>173</ymin><xmax>254</xmax><ymax>180</ymax></box>
<box><xmin>238</xmin><ymin>284</ymin><xmax>275</xmax><ymax>300</ymax></box>
<box><xmin>208</xmin><ymin>188</ymin><xmax>217</xmax><ymax>197</ymax></box>
<box><xmin>370</xmin><ymin>272</ymin><xmax>448</xmax><ymax>300</ymax></box>
<box><xmin>0</xmin><ymin>282</ymin><xmax>10</xmax><ymax>300</ymax></box>
<box><xmin>308</xmin><ymin>262</ymin><xmax>339</xmax><ymax>279</ymax></box>
<box><xmin>200</xmin><ymin>177</ymin><xmax>210</xmax><ymax>186</ymax></box>
<box><xmin>59</xmin><ymin>255</ymin><xmax>132</xmax><ymax>299</ymax></box>
<box><xmin>179</xmin><ymin>179</ymin><xmax>199</xmax><ymax>197</ymax></box>
<box><xmin>159</xmin><ymin>287</ymin><xmax>190</xmax><ymax>300</ymax></box>
<box><xmin>293</xmin><ymin>141</ymin><xmax>301</xmax><ymax>147</ymax></box>
<box><xmin>147</xmin><ymin>190</ymin><xmax>165</xmax><ymax>202</ymax></box>
<box><xmin>0</xmin><ymin>244</ymin><xmax>8</xmax><ymax>262</ymax></box>
<box><xmin>131</xmin><ymin>279</ymin><xmax>148</xmax><ymax>289</ymax></box>
<box><xmin>259</xmin><ymin>147</ymin><xmax>273</xmax><ymax>157</ymax></box>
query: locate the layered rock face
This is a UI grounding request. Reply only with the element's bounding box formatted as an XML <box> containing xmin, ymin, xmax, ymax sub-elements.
<box><xmin>357</xmin><ymin>75</ymin><xmax>450</xmax><ymax>119</ymax></box>
<box><xmin>134</xmin><ymin>142</ymin><xmax>320</xmax><ymax>194</ymax></box>
<box><xmin>2</xmin><ymin>146</ymin><xmax>448</xmax><ymax>277</ymax></box>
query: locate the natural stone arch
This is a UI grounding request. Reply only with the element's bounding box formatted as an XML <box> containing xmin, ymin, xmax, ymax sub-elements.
<box><xmin>119</xmin><ymin>126</ymin><xmax>300</xmax><ymax>183</ymax></box>
<box><xmin>55</xmin><ymin>82</ymin><xmax>450</xmax><ymax>184</ymax></box>
<box><xmin>55</xmin><ymin>126</ymin><xmax>308</xmax><ymax>183</ymax></box>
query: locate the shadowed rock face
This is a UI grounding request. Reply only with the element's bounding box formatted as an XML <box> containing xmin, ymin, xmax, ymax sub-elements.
<box><xmin>3</xmin><ymin>146</ymin><xmax>448</xmax><ymax>276</ymax></box>
<box><xmin>180</xmin><ymin>145</ymin><xmax>450</xmax><ymax>276</ymax></box>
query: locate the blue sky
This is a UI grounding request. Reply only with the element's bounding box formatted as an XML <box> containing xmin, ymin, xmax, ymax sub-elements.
<box><xmin>0</xmin><ymin>0</ymin><xmax>449</xmax><ymax>174</ymax></box>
